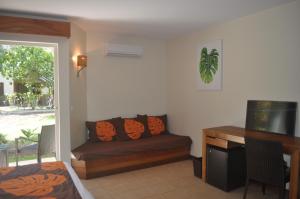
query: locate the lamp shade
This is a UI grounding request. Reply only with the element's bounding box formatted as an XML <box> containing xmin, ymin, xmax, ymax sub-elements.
<box><xmin>77</xmin><ymin>55</ymin><xmax>87</xmax><ymax>67</ymax></box>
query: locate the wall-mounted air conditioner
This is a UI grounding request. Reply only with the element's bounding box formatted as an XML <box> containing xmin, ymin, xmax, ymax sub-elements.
<box><xmin>104</xmin><ymin>43</ymin><xmax>143</xmax><ymax>57</ymax></box>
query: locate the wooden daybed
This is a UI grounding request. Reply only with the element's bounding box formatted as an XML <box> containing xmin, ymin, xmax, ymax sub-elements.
<box><xmin>71</xmin><ymin>134</ymin><xmax>192</xmax><ymax>179</ymax></box>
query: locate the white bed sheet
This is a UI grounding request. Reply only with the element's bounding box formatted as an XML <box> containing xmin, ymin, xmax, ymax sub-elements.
<box><xmin>64</xmin><ymin>162</ymin><xmax>94</xmax><ymax>199</ymax></box>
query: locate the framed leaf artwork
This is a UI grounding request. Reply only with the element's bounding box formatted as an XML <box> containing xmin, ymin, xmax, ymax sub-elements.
<box><xmin>196</xmin><ymin>40</ymin><xmax>223</xmax><ymax>90</ymax></box>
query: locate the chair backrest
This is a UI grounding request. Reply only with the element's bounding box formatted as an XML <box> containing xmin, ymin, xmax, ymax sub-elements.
<box><xmin>38</xmin><ymin>125</ymin><xmax>55</xmax><ymax>157</ymax></box>
<box><xmin>245</xmin><ymin>137</ymin><xmax>284</xmax><ymax>187</ymax></box>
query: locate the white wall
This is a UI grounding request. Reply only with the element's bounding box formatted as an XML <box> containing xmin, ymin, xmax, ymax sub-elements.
<box><xmin>0</xmin><ymin>75</ymin><xmax>13</xmax><ymax>95</ymax></box>
<box><xmin>69</xmin><ymin>23</ymin><xmax>87</xmax><ymax>149</ymax></box>
<box><xmin>86</xmin><ymin>33</ymin><xmax>167</xmax><ymax>120</ymax></box>
<box><xmin>166</xmin><ymin>1</ymin><xmax>300</xmax><ymax>157</ymax></box>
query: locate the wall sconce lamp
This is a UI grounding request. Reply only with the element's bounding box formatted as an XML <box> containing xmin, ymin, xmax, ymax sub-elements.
<box><xmin>77</xmin><ymin>55</ymin><xmax>87</xmax><ymax>77</ymax></box>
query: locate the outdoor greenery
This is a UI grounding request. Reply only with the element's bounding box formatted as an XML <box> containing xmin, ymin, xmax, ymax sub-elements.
<box><xmin>20</xmin><ymin>128</ymin><xmax>39</xmax><ymax>142</ymax></box>
<box><xmin>0</xmin><ymin>46</ymin><xmax>5</xmax><ymax>58</ymax></box>
<box><xmin>0</xmin><ymin>45</ymin><xmax>54</xmax><ymax>109</ymax></box>
<box><xmin>8</xmin><ymin>154</ymin><xmax>37</xmax><ymax>163</ymax></box>
<box><xmin>0</xmin><ymin>45</ymin><xmax>56</xmax><ymax>165</ymax></box>
<box><xmin>8</xmin><ymin>154</ymin><xmax>54</xmax><ymax>163</ymax></box>
<box><xmin>0</xmin><ymin>128</ymin><xmax>39</xmax><ymax>145</ymax></box>
<box><xmin>199</xmin><ymin>47</ymin><xmax>219</xmax><ymax>84</ymax></box>
<box><xmin>0</xmin><ymin>133</ymin><xmax>8</xmax><ymax>144</ymax></box>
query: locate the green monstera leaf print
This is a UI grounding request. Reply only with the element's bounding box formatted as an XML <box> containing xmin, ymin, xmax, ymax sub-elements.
<box><xmin>199</xmin><ymin>47</ymin><xmax>219</xmax><ymax>84</ymax></box>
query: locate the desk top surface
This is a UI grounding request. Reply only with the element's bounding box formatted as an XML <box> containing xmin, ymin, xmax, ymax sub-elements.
<box><xmin>203</xmin><ymin>126</ymin><xmax>300</xmax><ymax>153</ymax></box>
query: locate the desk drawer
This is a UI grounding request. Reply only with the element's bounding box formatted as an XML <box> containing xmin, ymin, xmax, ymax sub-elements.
<box><xmin>206</xmin><ymin>136</ymin><xmax>242</xmax><ymax>149</ymax></box>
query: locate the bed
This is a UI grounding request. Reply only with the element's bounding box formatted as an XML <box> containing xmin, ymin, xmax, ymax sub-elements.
<box><xmin>0</xmin><ymin>161</ymin><xmax>94</xmax><ymax>199</ymax></box>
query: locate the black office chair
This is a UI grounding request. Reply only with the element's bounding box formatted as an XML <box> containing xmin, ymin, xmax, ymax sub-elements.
<box><xmin>243</xmin><ymin>137</ymin><xmax>290</xmax><ymax>199</ymax></box>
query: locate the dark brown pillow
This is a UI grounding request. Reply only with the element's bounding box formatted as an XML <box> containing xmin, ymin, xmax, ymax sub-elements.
<box><xmin>115</xmin><ymin>116</ymin><xmax>149</xmax><ymax>141</ymax></box>
<box><xmin>137</xmin><ymin>115</ymin><xmax>152</xmax><ymax>138</ymax></box>
<box><xmin>86</xmin><ymin>117</ymin><xmax>120</xmax><ymax>142</ymax></box>
<box><xmin>146</xmin><ymin>114</ymin><xmax>168</xmax><ymax>136</ymax></box>
<box><xmin>86</xmin><ymin>121</ymin><xmax>98</xmax><ymax>142</ymax></box>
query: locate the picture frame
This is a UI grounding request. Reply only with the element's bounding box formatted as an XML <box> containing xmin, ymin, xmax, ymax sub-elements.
<box><xmin>196</xmin><ymin>40</ymin><xmax>223</xmax><ymax>90</ymax></box>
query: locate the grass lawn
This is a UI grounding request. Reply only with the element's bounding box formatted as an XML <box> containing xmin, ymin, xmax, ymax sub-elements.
<box><xmin>8</xmin><ymin>154</ymin><xmax>37</xmax><ymax>163</ymax></box>
<box><xmin>8</xmin><ymin>154</ymin><xmax>55</xmax><ymax>163</ymax></box>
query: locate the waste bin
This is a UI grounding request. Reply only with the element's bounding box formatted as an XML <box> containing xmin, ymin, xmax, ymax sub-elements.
<box><xmin>192</xmin><ymin>157</ymin><xmax>202</xmax><ymax>178</ymax></box>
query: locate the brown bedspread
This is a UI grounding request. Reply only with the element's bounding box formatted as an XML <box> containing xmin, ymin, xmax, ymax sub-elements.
<box><xmin>72</xmin><ymin>134</ymin><xmax>192</xmax><ymax>161</ymax></box>
<box><xmin>0</xmin><ymin>162</ymin><xmax>81</xmax><ymax>199</ymax></box>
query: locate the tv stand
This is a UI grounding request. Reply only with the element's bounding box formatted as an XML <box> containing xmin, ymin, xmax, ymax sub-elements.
<box><xmin>202</xmin><ymin>126</ymin><xmax>300</xmax><ymax>199</ymax></box>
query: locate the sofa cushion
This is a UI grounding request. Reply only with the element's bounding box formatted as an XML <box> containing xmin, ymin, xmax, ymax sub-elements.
<box><xmin>86</xmin><ymin>117</ymin><xmax>120</xmax><ymax>142</ymax></box>
<box><xmin>86</xmin><ymin>121</ymin><xmax>98</xmax><ymax>142</ymax></box>
<box><xmin>72</xmin><ymin>134</ymin><xmax>192</xmax><ymax>161</ymax></box>
<box><xmin>137</xmin><ymin>115</ymin><xmax>152</xmax><ymax>138</ymax></box>
<box><xmin>96</xmin><ymin>120</ymin><xmax>117</xmax><ymax>142</ymax></box>
<box><xmin>115</xmin><ymin>116</ymin><xmax>150</xmax><ymax>141</ymax></box>
<box><xmin>147</xmin><ymin>115</ymin><xmax>168</xmax><ymax>136</ymax></box>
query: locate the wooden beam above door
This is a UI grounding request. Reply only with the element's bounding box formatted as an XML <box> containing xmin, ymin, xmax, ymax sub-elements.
<box><xmin>0</xmin><ymin>15</ymin><xmax>70</xmax><ymax>38</ymax></box>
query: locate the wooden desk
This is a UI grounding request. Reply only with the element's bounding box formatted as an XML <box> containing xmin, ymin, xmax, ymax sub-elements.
<box><xmin>202</xmin><ymin>126</ymin><xmax>300</xmax><ymax>199</ymax></box>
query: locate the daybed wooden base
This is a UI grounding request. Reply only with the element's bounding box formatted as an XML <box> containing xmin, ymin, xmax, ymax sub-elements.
<box><xmin>71</xmin><ymin>147</ymin><xmax>191</xmax><ymax>179</ymax></box>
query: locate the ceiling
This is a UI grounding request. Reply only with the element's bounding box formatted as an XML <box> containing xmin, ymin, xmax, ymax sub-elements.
<box><xmin>0</xmin><ymin>0</ymin><xmax>294</xmax><ymax>39</ymax></box>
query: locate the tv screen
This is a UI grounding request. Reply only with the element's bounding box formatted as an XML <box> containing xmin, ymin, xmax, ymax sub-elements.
<box><xmin>245</xmin><ymin>100</ymin><xmax>297</xmax><ymax>136</ymax></box>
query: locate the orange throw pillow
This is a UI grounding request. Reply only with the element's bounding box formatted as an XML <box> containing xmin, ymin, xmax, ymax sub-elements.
<box><xmin>124</xmin><ymin>119</ymin><xmax>145</xmax><ymax>140</ymax></box>
<box><xmin>115</xmin><ymin>117</ymin><xmax>149</xmax><ymax>141</ymax></box>
<box><xmin>147</xmin><ymin>115</ymin><xmax>167</xmax><ymax>136</ymax></box>
<box><xmin>96</xmin><ymin>121</ymin><xmax>117</xmax><ymax>141</ymax></box>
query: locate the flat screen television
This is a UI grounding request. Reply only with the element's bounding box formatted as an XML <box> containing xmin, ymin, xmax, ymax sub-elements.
<box><xmin>245</xmin><ymin>100</ymin><xmax>297</xmax><ymax>136</ymax></box>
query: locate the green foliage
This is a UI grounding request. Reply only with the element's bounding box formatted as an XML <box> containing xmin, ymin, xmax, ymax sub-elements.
<box><xmin>6</xmin><ymin>92</ymin><xmax>40</xmax><ymax>108</ymax></box>
<box><xmin>0</xmin><ymin>133</ymin><xmax>8</xmax><ymax>144</ymax></box>
<box><xmin>199</xmin><ymin>47</ymin><xmax>219</xmax><ymax>84</ymax></box>
<box><xmin>0</xmin><ymin>45</ymin><xmax>54</xmax><ymax>109</ymax></box>
<box><xmin>0</xmin><ymin>95</ymin><xmax>5</xmax><ymax>101</ymax></box>
<box><xmin>8</xmin><ymin>154</ymin><xmax>54</xmax><ymax>163</ymax></box>
<box><xmin>25</xmin><ymin>92</ymin><xmax>40</xmax><ymax>109</ymax></box>
<box><xmin>6</xmin><ymin>93</ymin><xmax>16</xmax><ymax>105</ymax></box>
<box><xmin>8</xmin><ymin>154</ymin><xmax>38</xmax><ymax>163</ymax></box>
<box><xmin>0</xmin><ymin>95</ymin><xmax>8</xmax><ymax>105</ymax></box>
<box><xmin>0</xmin><ymin>45</ymin><xmax>5</xmax><ymax>61</ymax></box>
<box><xmin>21</xmin><ymin>128</ymin><xmax>38</xmax><ymax>142</ymax></box>
<box><xmin>45</xmin><ymin>114</ymin><xmax>55</xmax><ymax>121</ymax></box>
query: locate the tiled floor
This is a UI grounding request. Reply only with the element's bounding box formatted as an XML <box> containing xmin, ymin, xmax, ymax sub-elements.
<box><xmin>81</xmin><ymin>160</ymin><xmax>285</xmax><ymax>199</ymax></box>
